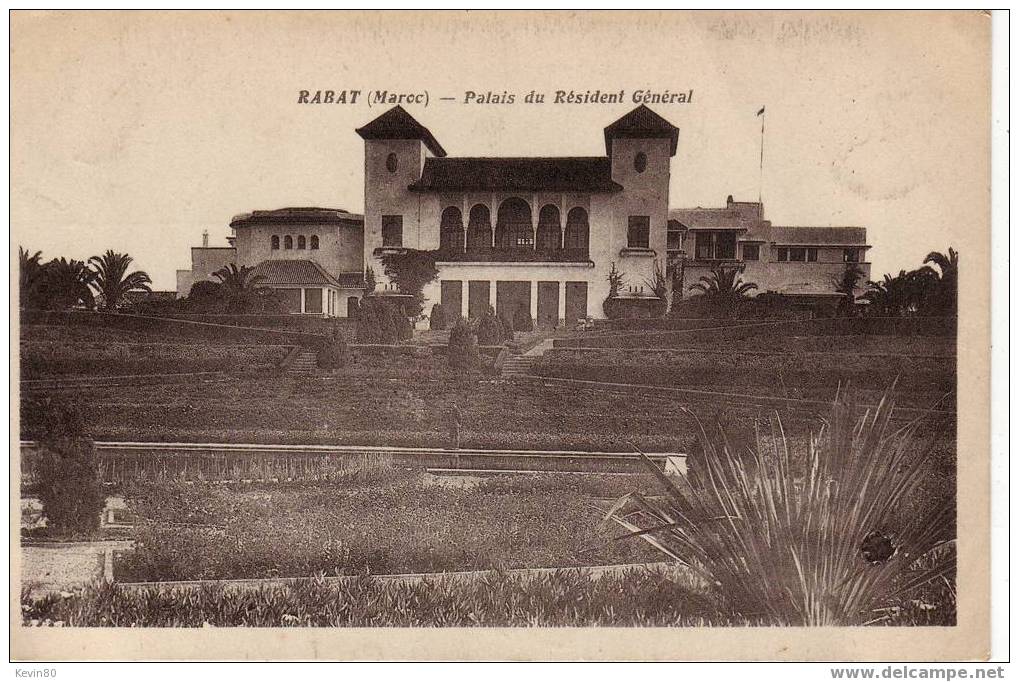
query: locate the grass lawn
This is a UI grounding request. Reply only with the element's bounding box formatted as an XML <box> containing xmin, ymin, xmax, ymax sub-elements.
<box><xmin>116</xmin><ymin>472</ymin><xmax>664</xmax><ymax>582</ymax></box>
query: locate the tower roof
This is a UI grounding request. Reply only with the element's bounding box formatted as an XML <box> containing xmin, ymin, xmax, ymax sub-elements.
<box><xmin>603</xmin><ymin>105</ymin><xmax>679</xmax><ymax>156</ymax></box>
<box><xmin>355</xmin><ymin>105</ymin><xmax>447</xmax><ymax>157</ymax></box>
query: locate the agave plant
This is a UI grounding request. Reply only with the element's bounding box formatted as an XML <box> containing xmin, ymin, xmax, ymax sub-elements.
<box><xmin>605</xmin><ymin>390</ymin><xmax>955</xmax><ymax>626</ymax></box>
<box><xmin>88</xmin><ymin>250</ymin><xmax>152</xmax><ymax>310</ymax></box>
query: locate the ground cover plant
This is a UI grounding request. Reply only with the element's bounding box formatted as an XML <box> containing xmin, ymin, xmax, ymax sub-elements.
<box><xmin>23</xmin><ymin>570</ymin><xmax>716</xmax><ymax>627</ymax></box>
<box><xmin>115</xmin><ymin>472</ymin><xmax>664</xmax><ymax>582</ymax></box>
<box><xmin>606</xmin><ymin>390</ymin><xmax>956</xmax><ymax>626</ymax></box>
<box><xmin>22</xmin><ymin>565</ymin><xmax>953</xmax><ymax>628</ymax></box>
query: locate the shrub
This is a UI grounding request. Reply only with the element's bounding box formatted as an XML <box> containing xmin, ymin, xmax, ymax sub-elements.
<box><xmin>393</xmin><ymin>306</ymin><xmax>414</xmax><ymax>341</ymax></box>
<box><xmin>447</xmin><ymin>317</ymin><xmax>480</xmax><ymax>370</ymax></box>
<box><xmin>606</xmin><ymin>389</ymin><xmax>955</xmax><ymax>626</ymax></box>
<box><xmin>429</xmin><ymin>303</ymin><xmax>447</xmax><ymax>331</ymax></box>
<box><xmin>355</xmin><ymin>298</ymin><xmax>399</xmax><ymax>344</ymax></box>
<box><xmin>21</xmin><ymin>395</ymin><xmax>103</xmax><ymax>535</ymax></box>
<box><xmin>316</xmin><ymin>331</ymin><xmax>349</xmax><ymax>370</ymax></box>
<box><xmin>512</xmin><ymin>305</ymin><xmax>534</xmax><ymax>332</ymax></box>
<box><xmin>476</xmin><ymin>307</ymin><xmax>505</xmax><ymax>346</ymax></box>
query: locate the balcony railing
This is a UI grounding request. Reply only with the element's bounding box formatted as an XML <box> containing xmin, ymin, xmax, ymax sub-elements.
<box><xmin>435</xmin><ymin>246</ymin><xmax>592</xmax><ymax>263</ymax></box>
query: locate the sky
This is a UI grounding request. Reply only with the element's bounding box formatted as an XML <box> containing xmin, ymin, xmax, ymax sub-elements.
<box><xmin>11</xmin><ymin>11</ymin><xmax>989</xmax><ymax>290</ymax></box>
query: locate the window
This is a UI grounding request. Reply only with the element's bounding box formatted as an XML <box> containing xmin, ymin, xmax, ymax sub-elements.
<box><xmin>743</xmin><ymin>244</ymin><xmax>760</xmax><ymax>261</ymax></box>
<box><xmin>284</xmin><ymin>235</ymin><xmax>293</xmax><ymax>249</ymax></box>
<box><xmin>627</xmin><ymin>216</ymin><xmax>650</xmax><ymax>249</ymax></box>
<box><xmin>844</xmin><ymin>248</ymin><xmax>860</xmax><ymax>263</ymax></box>
<box><xmin>667</xmin><ymin>230</ymin><xmax>682</xmax><ymax>251</ymax></box>
<box><xmin>807</xmin><ymin>247</ymin><xmax>818</xmax><ymax>262</ymax></box>
<box><xmin>310</xmin><ymin>235</ymin><xmax>319</xmax><ymax>250</ymax></box>
<box><xmin>382</xmin><ymin>215</ymin><xmax>403</xmax><ymax>247</ymax></box>
<box><xmin>304</xmin><ymin>288</ymin><xmax>322</xmax><ymax>314</ymax></box>
<box><xmin>790</xmin><ymin>247</ymin><xmax>806</xmax><ymax>262</ymax></box>
<box><xmin>466</xmin><ymin>204</ymin><xmax>492</xmax><ymax>251</ymax></box>
<box><xmin>536</xmin><ymin>205</ymin><xmax>561</xmax><ymax>252</ymax></box>
<box><xmin>297</xmin><ymin>235</ymin><xmax>306</xmax><ymax>250</ymax></box>
<box><xmin>496</xmin><ymin>198</ymin><xmax>533</xmax><ymax>250</ymax></box>
<box><xmin>694</xmin><ymin>231</ymin><xmax>736</xmax><ymax>259</ymax></box>
<box><xmin>634</xmin><ymin>152</ymin><xmax>648</xmax><ymax>173</ymax></box>
<box><xmin>386</xmin><ymin>153</ymin><xmax>398</xmax><ymax>173</ymax></box>
<box><xmin>439</xmin><ymin>207</ymin><xmax>465</xmax><ymax>252</ymax></box>
<box><xmin>564</xmin><ymin>207</ymin><xmax>590</xmax><ymax>256</ymax></box>
<box><xmin>271</xmin><ymin>235</ymin><xmax>280</xmax><ymax>250</ymax></box>
<box><xmin>777</xmin><ymin>247</ymin><xmax>788</xmax><ymax>262</ymax></box>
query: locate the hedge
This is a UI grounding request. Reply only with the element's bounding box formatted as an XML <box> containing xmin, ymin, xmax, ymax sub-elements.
<box><xmin>555</xmin><ymin>316</ymin><xmax>958</xmax><ymax>349</ymax></box>
<box><xmin>20</xmin><ymin>343</ymin><xmax>290</xmax><ymax>379</ymax></box>
<box><xmin>21</xmin><ymin>310</ymin><xmax>325</xmax><ymax>346</ymax></box>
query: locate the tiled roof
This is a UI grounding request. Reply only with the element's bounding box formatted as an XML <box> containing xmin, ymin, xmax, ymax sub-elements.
<box><xmin>767</xmin><ymin>226</ymin><xmax>868</xmax><ymax>246</ymax></box>
<box><xmin>355</xmin><ymin>106</ymin><xmax>447</xmax><ymax>157</ymax></box>
<box><xmin>409</xmin><ymin>157</ymin><xmax>622</xmax><ymax>193</ymax></box>
<box><xmin>603</xmin><ymin>105</ymin><xmax>679</xmax><ymax>155</ymax></box>
<box><xmin>230</xmin><ymin>207</ymin><xmax>363</xmax><ymax>229</ymax></box>
<box><xmin>249</xmin><ymin>260</ymin><xmax>341</xmax><ymax>288</ymax></box>
<box><xmin>334</xmin><ymin>272</ymin><xmax>367</xmax><ymax>288</ymax></box>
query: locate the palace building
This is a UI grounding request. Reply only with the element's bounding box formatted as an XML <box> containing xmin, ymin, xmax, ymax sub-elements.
<box><xmin>176</xmin><ymin>104</ymin><xmax>871</xmax><ymax>322</ymax></box>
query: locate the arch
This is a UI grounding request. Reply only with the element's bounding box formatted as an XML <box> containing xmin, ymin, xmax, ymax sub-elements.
<box><xmin>439</xmin><ymin>206</ymin><xmax>465</xmax><ymax>252</ymax></box>
<box><xmin>564</xmin><ymin>207</ymin><xmax>590</xmax><ymax>256</ymax></box>
<box><xmin>297</xmin><ymin>235</ymin><xmax>306</xmax><ymax>249</ymax></box>
<box><xmin>535</xmin><ymin>204</ymin><xmax>562</xmax><ymax>253</ymax></box>
<box><xmin>309</xmin><ymin>235</ymin><xmax>319</xmax><ymax>250</ymax></box>
<box><xmin>284</xmin><ymin>235</ymin><xmax>293</xmax><ymax>249</ymax></box>
<box><xmin>271</xmin><ymin>235</ymin><xmax>280</xmax><ymax>250</ymax></box>
<box><xmin>466</xmin><ymin>204</ymin><xmax>492</xmax><ymax>251</ymax></box>
<box><xmin>496</xmin><ymin>197</ymin><xmax>533</xmax><ymax>249</ymax></box>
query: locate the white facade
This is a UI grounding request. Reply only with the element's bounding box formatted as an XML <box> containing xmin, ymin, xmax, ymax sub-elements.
<box><xmin>359</xmin><ymin>105</ymin><xmax>678</xmax><ymax>326</ymax></box>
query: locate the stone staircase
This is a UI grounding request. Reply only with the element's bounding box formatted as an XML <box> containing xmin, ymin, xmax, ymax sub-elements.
<box><xmin>500</xmin><ymin>354</ymin><xmax>539</xmax><ymax>378</ymax></box>
<box><xmin>288</xmin><ymin>350</ymin><xmax>319</xmax><ymax>376</ymax></box>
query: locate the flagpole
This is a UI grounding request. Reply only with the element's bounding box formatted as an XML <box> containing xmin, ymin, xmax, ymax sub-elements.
<box><xmin>758</xmin><ymin>106</ymin><xmax>765</xmax><ymax>204</ymax></box>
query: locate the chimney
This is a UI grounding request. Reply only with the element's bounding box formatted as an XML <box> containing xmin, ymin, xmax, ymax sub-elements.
<box><xmin>202</xmin><ymin>230</ymin><xmax>209</xmax><ymax>247</ymax></box>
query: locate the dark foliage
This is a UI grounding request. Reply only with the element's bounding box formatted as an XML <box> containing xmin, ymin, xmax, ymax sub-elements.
<box><xmin>21</xmin><ymin>395</ymin><xmax>103</xmax><ymax>535</ymax></box>
<box><xmin>316</xmin><ymin>330</ymin><xmax>350</xmax><ymax>370</ymax></box>
<box><xmin>355</xmin><ymin>298</ymin><xmax>412</xmax><ymax>344</ymax></box>
<box><xmin>512</xmin><ymin>305</ymin><xmax>534</xmax><ymax>332</ymax></box>
<box><xmin>429</xmin><ymin>303</ymin><xmax>448</xmax><ymax>331</ymax></box>
<box><xmin>378</xmin><ymin>250</ymin><xmax>439</xmax><ymax>318</ymax></box>
<box><xmin>447</xmin><ymin>317</ymin><xmax>480</xmax><ymax>370</ymax></box>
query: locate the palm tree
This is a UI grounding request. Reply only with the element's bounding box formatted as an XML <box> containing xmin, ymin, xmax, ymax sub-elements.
<box><xmin>689</xmin><ymin>264</ymin><xmax>757</xmax><ymax>315</ymax></box>
<box><xmin>211</xmin><ymin>263</ymin><xmax>276</xmax><ymax>314</ymax></box>
<box><xmin>922</xmin><ymin>248</ymin><xmax>958</xmax><ymax>315</ymax></box>
<box><xmin>19</xmin><ymin>247</ymin><xmax>46</xmax><ymax>309</ymax></box>
<box><xmin>863</xmin><ymin>268</ymin><xmax>939</xmax><ymax>317</ymax></box>
<box><xmin>212</xmin><ymin>263</ymin><xmax>264</xmax><ymax>291</ymax></box>
<box><xmin>831</xmin><ymin>263</ymin><xmax>864</xmax><ymax>316</ymax></box>
<box><xmin>38</xmin><ymin>258</ymin><xmax>97</xmax><ymax>310</ymax></box>
<box><xmin>88</xmin><ymin>250</ymin><xmax>152</xmax><ymax>310</ymax></box>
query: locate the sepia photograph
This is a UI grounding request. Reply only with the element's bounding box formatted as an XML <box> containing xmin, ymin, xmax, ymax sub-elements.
<box><xmin>10</xmin><ymin>10</ymin><xmax>995</xmax><ymax>662</ymax></box>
